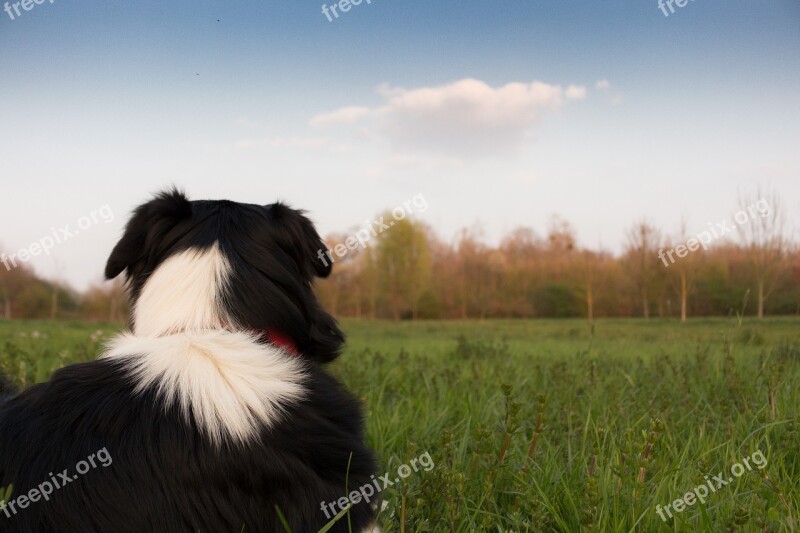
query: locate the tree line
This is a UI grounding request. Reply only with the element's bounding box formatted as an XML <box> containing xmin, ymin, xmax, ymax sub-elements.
<box><xmin>316</xmin><ymin>191</ymin><xmax>797</xmax><ymax>320</ymax></box>
<box><xmin>1</xmin><ymin>191</ymin><xmax>796</xmax><ymax>321</ymax></box>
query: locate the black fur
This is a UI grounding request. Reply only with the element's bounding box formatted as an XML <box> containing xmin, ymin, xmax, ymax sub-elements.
<box><xmin>0</xmin><ymin>190</ymin><xmax>377</xmax><ymax>532</ymax></box>
<box><xmin>0</xmin><ymin>371</ymin><xmax>15</xmax><ymax>404</ymax></box>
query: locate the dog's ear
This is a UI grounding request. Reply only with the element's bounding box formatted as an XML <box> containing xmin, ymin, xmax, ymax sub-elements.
<box><xmin>269</xmin><ymin>203</ymin><xmax>332</xmax><ymax>279</ymax></box>
<box><xmin>105</xmin><ymin>189</ymin><xmax>192</xmax><ymax>280</ymax></box>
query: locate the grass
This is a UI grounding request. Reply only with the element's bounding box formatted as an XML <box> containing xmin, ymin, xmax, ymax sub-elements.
<box><xmin>1</xmin><ymin>317</ymin><xmax>799</xmax><ymax>531</ymax></box>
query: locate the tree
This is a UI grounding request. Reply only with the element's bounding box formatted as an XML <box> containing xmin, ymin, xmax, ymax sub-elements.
<box><xmin>578</xmin><ymin>250</ymin><xmax>605</xmax><ymax>323</ymax></box>
<box><xmin>671</xmin><ymin>220</ymin><xmax>698</xmax><ymax>323</ymax></box>
<box><xmin>624</xmin><ymin>221</ymin><xmax>662</xmax><ymax>319</ymax></box>
<box><xmin>499</xmin><ymin>227</ymin><xmax>540</xmax><ymax>317</ymax></box>
<box><xmin>737</xmin><ymin>189</ymin><xmax>789</xmax><ymax>320</ymax></box>
<box><xmin>375</xmin><ymin>216</ymin><xmax>431</xmax><ymax>320</ymax></box>
<box><xmin>0</xmin><ymin>258</ymin><xmax>36</xmax><ymax>319</ymax></box>
<box><xmin>80</xmin><ymin>279</ymin><xmax>128</xmax><ymax>322</ymax></box>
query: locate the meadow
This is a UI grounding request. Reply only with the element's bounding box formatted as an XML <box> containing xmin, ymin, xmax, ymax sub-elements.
<box><xmin>1</xmin><ymin>318</ymin><xmax>798</xmax><ymax>532</ymax></box>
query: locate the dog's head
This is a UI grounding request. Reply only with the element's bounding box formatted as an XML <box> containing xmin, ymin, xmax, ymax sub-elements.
<box><xmin>105</xmin><ymin>189</ymin><xmax>343</xmax><ymax>363</ymax></box>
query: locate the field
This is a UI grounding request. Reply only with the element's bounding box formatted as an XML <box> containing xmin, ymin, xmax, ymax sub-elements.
<box><xmin>1</xmin><ymin>318</ymin><xmax>799</xmax><ymax>532</ymax></box>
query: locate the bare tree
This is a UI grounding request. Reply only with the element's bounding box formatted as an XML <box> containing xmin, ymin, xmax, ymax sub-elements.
<box><xmin>625</xmin><ymin>221</ymin><xmax>661</xmax><ymax>319</ymax></box>
<box><xmin>499</xmin><ymin>227</ymin><xmax>540</xmax><ymax>318</ymax></box>
<box><xmin>672</xmin><ymin>219</ymin><xmax>697</xmax><ymax>323</ymax></box>
<box><xmin>737</xmin><ymin>189</ymin><xmax>790</xmax><ymax>320</ymax></box>
<box><xmin>454</xmin><ymin>226</ymin><xmax>492</xmax><ymax>319</ymax></box>
<box><xmin>579</xmin><ymin>250</ymin><xmax>598</xmax><ymax>324</ymax></box>
<box><xmin>49</xmin><ymin>258</ymin><xmax>66</xmax><ymax>320</ymax></box>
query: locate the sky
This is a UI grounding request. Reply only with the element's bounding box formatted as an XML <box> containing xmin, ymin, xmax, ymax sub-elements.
<box><xmin>1</xmin><ymin>0</ymin><xmax>798</xmax><ymax>290</ymax></box>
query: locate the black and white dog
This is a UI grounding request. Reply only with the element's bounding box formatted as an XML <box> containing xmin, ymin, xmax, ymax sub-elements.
<box><xmin>0</xmin><ymin>190</ymin><xmax>379</xmax><ymax>532</ymax></box>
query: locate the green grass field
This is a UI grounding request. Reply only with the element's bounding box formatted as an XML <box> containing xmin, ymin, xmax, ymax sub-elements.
<box><xmin>1</xmin><ymin>318</ymin><xmax>799</xmax><ymax>532</ymax></box>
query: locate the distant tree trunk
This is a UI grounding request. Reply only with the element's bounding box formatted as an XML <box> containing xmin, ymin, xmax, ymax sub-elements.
<box><xmin>50</xmin><ymin>284</ymin><xmax>59</xmax><ymax>319</ymax></box>
<box><xmin>680</xmin><ymin>269</ymin><xmax>687</xmax><ymax>323</ymax></box>
<box><xmin>3</xmin><ymin>289</ymin><xmax>10</xmax><ymax>319</ymax></box>
<box><xmin>327</xmin><ymin>285</ymin><xmax>339</xmax><ymax>317</ymax></box>
<box><xmin>460</xmin><ymin>275</ymin><xmax>468</xmax><ymax>319</ymax></box>
<box><xmin>586</xmin><ymin>283</ymin><xmax>594</xmax><ymax>323</ymax></box>
<box><xmin>625</xmin><ymin>221</ymin><xmax>660</xmax><ymax>321</ymax></box>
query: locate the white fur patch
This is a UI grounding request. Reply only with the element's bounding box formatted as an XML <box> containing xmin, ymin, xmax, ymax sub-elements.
<box><xmin>133</xmin><ymin>244</ymin><xmax>231</xmax><ymax>337</ymax></box>
<box><xmin>103</xmin><ymin>331</ymin><xmax>306</xmax><ymax>445</ymax></box>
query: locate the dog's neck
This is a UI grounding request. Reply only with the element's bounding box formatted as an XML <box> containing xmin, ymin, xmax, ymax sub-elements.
<box><xmin>132</xmin><ymin>244</ymin><xmax>231</xmax><ymax>337</ymax></box>
<box><xmin>130</xmin><ymin>244</ymin><xmax>299</xmax><ymax>356</ymax></box>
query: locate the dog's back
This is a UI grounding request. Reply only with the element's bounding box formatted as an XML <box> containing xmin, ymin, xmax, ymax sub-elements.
<box><xmin>0</xmin><ymin>338</ymin><xmax>377</xmax><ymax>532</ymax></box>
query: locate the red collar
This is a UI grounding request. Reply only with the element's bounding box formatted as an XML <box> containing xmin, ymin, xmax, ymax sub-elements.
<box><xmin>263</xmin><ymin>329</ymin><xmax>299</xmax><ymax>356</ymax></box>
<box><xmin>219</xmin><ymin>321</ymin><xmax>299</xmax><ymax>356</ymax></box>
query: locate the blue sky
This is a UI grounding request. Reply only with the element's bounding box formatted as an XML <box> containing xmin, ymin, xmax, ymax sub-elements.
<box><xmin>1</xmin><ymin>0</ymin><xmax>798</xmax><ymax>289</ymax></box>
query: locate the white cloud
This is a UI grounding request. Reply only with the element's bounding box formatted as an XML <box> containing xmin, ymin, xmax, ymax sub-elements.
<box><xmin>566</xmin><ymin>84</ymin><xmax>587</xmax><ymax>100</ymax></box>
<box><xmin>310</xmin><ymin>78</ymin><xmax>586</xmax><ymax>157</ymax></box>
<box><xmin>595</xmin><ymin>79</ymin><xmax>610</xmax><ymax>90</ymax></box>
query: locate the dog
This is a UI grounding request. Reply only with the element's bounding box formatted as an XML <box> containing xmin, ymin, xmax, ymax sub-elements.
<box><xmin>0</xmin><ymin>190</ymin><xmax>379</xmax><ymax>532</ymax></box>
